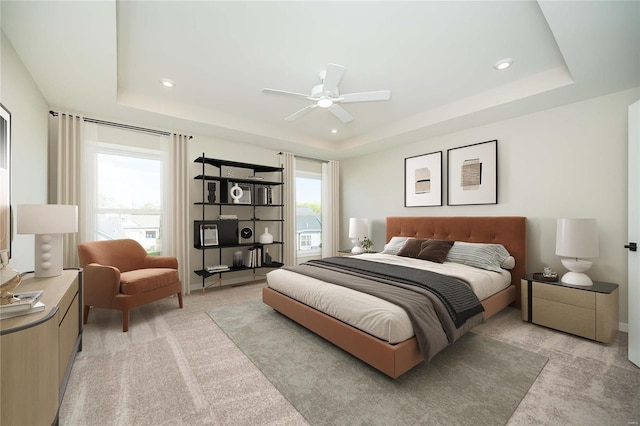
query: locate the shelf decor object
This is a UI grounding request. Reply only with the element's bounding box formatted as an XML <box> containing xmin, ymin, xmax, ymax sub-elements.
<box><xmin>16</xmin><ymin>204</ymin><xmax>78</xmax><ymax>278</ymax></box>
<box><xmin>555</xmin><ymin>218</ymin><xmax>599</xmax><ymax>286</ymax></box>
<box><xmin>447</xmin><ymin>140</ymin><xmax>497</xmax><ymax>206</ymax></box>
<box><xmin>348</xmin><ymin>217</ymin><xmax>369</xmax><ymax>254</ymax></box>
<box><xmin>404</xmin><ymin>151</ymin><xmax>442</xmax><ymax>207</ymax></box>
<box><xmin>259</xmin><ymin>227</ymin><xmax>273</xmax><ymax>244</ymax></box>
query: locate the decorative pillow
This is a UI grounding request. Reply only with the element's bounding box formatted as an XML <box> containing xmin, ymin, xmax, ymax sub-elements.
<box><xmin>445</xmin><ymin>241</ymin><xmax>511</xmax><ymax>272</ymax></box>
<box><xmin>396</xmin><ymin>238</ymin><xmax>428</xmax><ymax>258</ymax></box>
<box><xmin>381</xmin><ymin>236</ymin><xmax>411</xmax><ymax>255</ymax></box>
<box><xmin>416</xmin><ymin>240</ymin><xmax>454</xmax><ymax>263</ymax></box>
<box><xmin>500</xmin><ymin>256</ymin><xmax>516</xmax><ymax>270</ymax></box>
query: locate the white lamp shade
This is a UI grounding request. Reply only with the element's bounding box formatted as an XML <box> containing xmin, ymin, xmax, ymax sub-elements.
<box><xmin>555</xmin><ymin>218</ymin><xmax>599</xmax><ymax>259</ymax></box>
<box><xmin>348</xmin><ymin>218</ymin><xmax>369</xmax><ymax>240</ymax></box>
<box><xmin>17</xmin><ymin>204</ymin><xmax>78</xmax><ymax>234</ymax></box>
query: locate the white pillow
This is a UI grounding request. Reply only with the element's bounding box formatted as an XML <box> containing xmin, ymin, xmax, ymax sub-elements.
<box><xmin>446</xmin><ymin>241</ymin><xmax>511</xmax><ymax>273</ymax></box>
<box><xmin>381</xmin><ymin>236</ymin><xmax>411</xmax><ymax>255</ymax></box>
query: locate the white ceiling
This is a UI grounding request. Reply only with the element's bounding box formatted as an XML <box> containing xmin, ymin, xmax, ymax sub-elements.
<box><xmin>2</xmin><ymin>1</ymin><xmax>639</xmax><ymax>160</ymax></box>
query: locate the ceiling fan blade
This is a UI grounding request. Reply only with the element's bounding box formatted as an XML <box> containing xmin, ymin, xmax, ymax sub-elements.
<box><xmin>285</xmin><ymin>104</ymin><xmax>317</xmax><ymax>121</ymax></box>
<box><xmin>339</xmin><ymin>90</ymin><xmax>391</xmax><ymax>103</ymax></box>
<box><xmin>262</xmin><ymin>88</ymin><xmax>310</xmax><ymax>99</ymax></box>
<box><xmin>328</xmin><ymin>104</ymin><xmax>353</xmax><ymax>123</ymax></box>
<box><xmin>322</xmin><ymin>63</ymin><xmax>345</xmax><ymax>96</ymax></box>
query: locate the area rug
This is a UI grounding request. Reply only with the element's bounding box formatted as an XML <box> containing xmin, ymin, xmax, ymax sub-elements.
<box><xmin>207</xmin><ymin>300</ymin><xmax>547</xmax><ymax>426</ymax></box>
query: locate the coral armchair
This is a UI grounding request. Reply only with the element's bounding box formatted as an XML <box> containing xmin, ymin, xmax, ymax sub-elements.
<box><xmin>77</xmin><ymin>239</ymin><xmax>183</xmax><ymax>332</ymax></box>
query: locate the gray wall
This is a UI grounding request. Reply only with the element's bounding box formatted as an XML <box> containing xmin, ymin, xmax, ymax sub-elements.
<box><xmin>341</xmin><ymin>87</ymin><xmax>640</xmax><ymax>326</ymax></box>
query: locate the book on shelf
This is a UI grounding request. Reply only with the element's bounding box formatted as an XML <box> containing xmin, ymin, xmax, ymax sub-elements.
<box><xmin>206</xmin><ymin>265</ymin><xmax>229</xmax><ymax>272</ymax></box>
<box><xmin>0</xmin><ymin>301</ymin><xmax>45</xmax><ymax>319</ymax></box>
<box><xmin>0</xmin><ymin>290</ymin><xmax>44</xmax><ymax>313</ymax></box>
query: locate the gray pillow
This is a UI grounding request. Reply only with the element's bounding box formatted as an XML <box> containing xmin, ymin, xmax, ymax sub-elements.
<box><xmin>381</xmin><ymin>237</ymin><xmax>411</xmax><ymax>255</ymax></box>
<box><xmin>445</xmin><ymin>241</ymin><xmax>511</xmax><ymax>272</ymax></box>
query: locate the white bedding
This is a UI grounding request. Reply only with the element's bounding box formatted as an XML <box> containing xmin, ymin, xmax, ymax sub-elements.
<box><xmin>265</xmin><ymin>253</ymin><xmax>511</xmax><ymax>344</ymax></box>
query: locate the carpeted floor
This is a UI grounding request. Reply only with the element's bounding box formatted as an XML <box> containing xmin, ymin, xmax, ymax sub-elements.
<box><xmin>59</xmin><ymin>281</ymin><xmax>640</xmax><ymax>425</ymax></box>
<box><xmin>207</xmin><ymin>300</ymin><xmax>547</xmax><ymax>425</ymax></box>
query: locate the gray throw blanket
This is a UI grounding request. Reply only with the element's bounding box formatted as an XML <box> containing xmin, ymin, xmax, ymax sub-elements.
<box><xmin>284</xmin><ymin>257</ymin><xmax>485</xmax><ymax>360</ymax></box>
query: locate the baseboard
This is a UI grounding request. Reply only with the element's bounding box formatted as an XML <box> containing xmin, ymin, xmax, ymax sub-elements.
<box><xmin>619</xmin><ymin>322</ymin><xmax>629</xmax><ymax>333</ymax></box>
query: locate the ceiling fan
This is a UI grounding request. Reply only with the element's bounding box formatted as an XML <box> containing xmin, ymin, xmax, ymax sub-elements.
<box><xmin>262</xmin><ymin>63</ymin><xmax>391</xmax><ymax>124</ymax></box>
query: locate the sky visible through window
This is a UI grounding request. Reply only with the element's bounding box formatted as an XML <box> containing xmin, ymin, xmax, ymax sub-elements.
<box><xmin>296</xmin><ymin>176</ymin><xmax>321</xmax><ymax>204</ymax></box>
<box><xmin>97</xmin><ymin>153</ymin><xmax>162</xmax><ymax>209</ymax></box>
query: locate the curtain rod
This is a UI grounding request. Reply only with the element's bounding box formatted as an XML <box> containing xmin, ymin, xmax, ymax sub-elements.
<box><xmin>278</xmin><ymin>151</ymin><xmax>329</xmax><ymax>163</ymax></box>
<box><xmin>49</xmin><ymin>111</ymin><xmax>192</xmax><ymax>139</ymax></box>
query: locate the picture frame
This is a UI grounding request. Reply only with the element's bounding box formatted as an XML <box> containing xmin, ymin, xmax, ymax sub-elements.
<box><xmin>404</xmin><ymin>151</ymin><xmax>442</xmax><ymax>207</ymax></box>
<box><xmin>238</xmin><ymin>183</ymin><xmax>252</xmax><ymax>204</ymax></box>
<box><xmin>447</xmin><ymin>140</ymin><xmax>497</xmax><ymax>206</ymax></box>
<box><xmin>200</xmin><ymin>223</ymin><xmax>219</xmax><ymax>246</ymax></box>
<box><xmin>0</xmin><ymin>104</ymin><xmax>11</xmax><ymax>258</ymax></box>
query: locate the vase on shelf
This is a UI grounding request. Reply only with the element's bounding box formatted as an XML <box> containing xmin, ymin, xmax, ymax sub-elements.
<box><xmin>259</xmin><ymin>227</ymin><xmax>273</xmax><ymax>244</ymax></box>
<box><xmin>230</xmin><ymin>183</ymin><xmax>243</xmax><ymax>204</ymax></box>
<box><xmin>232</xmin><ymin>251</ymin><xmax>243</xmax><ymax>268</ymax></box>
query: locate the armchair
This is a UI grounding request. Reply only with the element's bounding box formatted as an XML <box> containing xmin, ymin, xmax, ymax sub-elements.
<box><xmin>77</xmin><ymin>239</ymin><xmax>183</xmax><ymax>332</ymax></box>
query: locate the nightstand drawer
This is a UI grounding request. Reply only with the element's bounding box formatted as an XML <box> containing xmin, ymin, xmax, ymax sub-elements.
<box><xmin>532</xmin><ymin>282</ymin><xmax>595</xmax><ymax>309</ymax></box>
<box><xmin>532</xmin><ymin>297</ymin><xmax>596</xmax><ymax>339</ymax></box>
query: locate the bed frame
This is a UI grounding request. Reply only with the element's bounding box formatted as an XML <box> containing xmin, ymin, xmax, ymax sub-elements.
<box><xmin>263</xmin><ymin>216</ymin><xmax>527</xmax><ymax>378</ymax></box>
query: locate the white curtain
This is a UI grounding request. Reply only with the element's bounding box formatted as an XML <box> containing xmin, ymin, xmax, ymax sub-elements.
<box><xmin>322</xmin><ymin>160</ymin><xmax>340</xmax><ymax>257</ymax></box>
<box><xmin>53</xmin><ymin>113</ymin><xmax>84</xmax><ymax>268</ymax></box>
<box><xmin>281</xmin><ymin>152</ymin><xmax>296</xmax><ymax>266</ymax></box>
<box><xmin>166</xmin><ymin>134</ymin><xmax>191</xmax><ymax>294</ymax></box>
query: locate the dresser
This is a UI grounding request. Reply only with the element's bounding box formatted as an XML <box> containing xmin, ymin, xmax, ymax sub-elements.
<box><xmin>521</xmin><ymin>275</ymin><xmax>618</xmax><ymax>343</ymax></box>
<box><xmin>1</xmin><ymin>269</ymin><xmax>82</xmax><ymax>425</ymax></box>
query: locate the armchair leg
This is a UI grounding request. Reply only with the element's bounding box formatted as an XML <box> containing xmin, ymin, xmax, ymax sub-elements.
<box><xmin>122</xmin><ymin>309</ymin><xmax>130</xmax><ymax>332</ymax></box>
<box><xmin>177</xmin><ymin>292</ymin><xmax>183</xmax><ymax>308</ymax></box>
<box><xmin>83</xmin><ymin>305</ymin><xmax>91</xmax><ymax>325</ymax></box>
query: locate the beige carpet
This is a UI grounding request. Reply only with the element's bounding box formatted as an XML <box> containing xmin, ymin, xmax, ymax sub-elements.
<box><xmin>59</xmin><ymin>281</ymin><xmax>640</xmax><ymax>425</ymax></box>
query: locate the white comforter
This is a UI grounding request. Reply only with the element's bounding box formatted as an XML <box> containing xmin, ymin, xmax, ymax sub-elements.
<box><xmin>266</xmin><ymin>253</ymin><xmax>510</xmax><ymax>344</ymax></box>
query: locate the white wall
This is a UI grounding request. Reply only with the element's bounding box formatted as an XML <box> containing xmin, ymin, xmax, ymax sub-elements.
<box><xmin>341</xmin><ymin>87</ymin><xmax>640</xmax><ymax>325</ymax></box>
<box><xmin>1</xmin><ymin>31</ymin><xmax>49</xmax><ymax>273</ymax></box>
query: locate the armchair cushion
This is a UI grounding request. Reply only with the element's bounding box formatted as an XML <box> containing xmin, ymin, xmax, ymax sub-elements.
<box><xmin>120</xmin><ymin>268</ymin><xmax>180</xmax><ymax>295</ymax></box>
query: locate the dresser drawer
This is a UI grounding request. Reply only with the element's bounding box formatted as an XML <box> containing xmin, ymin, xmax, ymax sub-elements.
<box><xmin>532</xmin><ymin>297</ymin><xmax>596</xmax><ymax>339</ymax></box>
<box><xmin>532</xmin><ymin>281</ymin><xmax>595</xmax><ymax>309</ymax></box>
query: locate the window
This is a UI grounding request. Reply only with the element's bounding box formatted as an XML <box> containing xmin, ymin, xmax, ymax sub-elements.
<box><xmin>296</xmin><ymin>170</ymin><xmax>322</xmax><ymax>259</ymax></box>
<box><xmin>91</xmin><ymin>144</ymin><xmax>165</xmax><ymax>254</ymax></box>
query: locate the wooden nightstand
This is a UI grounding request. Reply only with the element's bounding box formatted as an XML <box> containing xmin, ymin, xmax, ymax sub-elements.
<box><xmin>337</xmin><ymin>249</ymin><xmax>377</xmax><ymax>257</ymax></box>
<box><xmin>521</xmin><ymin>275</ymin><xmax>618</xmax><ymax>343</ymax></box>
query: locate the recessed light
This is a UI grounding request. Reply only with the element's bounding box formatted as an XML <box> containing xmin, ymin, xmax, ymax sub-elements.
<box><xmin>160</xmin><ymin>78</ymin><xmax>175</xmax><ymax>88</ymax></box>
<box><xmin>331</xmin><ymin>129</ymin><xmax>338</xmax><ymax>134</ymax></box>
<box><xmin>494</xmin><ymin>58</ymin><xmax>513</xmax><ymax>71</ymax></box>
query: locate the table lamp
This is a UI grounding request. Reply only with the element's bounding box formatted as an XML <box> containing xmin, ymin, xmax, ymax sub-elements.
<box><xmin>17</xmin><ymin>204</ymin><xmax>78</xmax><ymax>278</ymax></box>
<box><xmin>348</xmin><ymin>218</ymin><xmax>369</xmax><ymax>254</ymax></box>
<box><xmin>555</xmin><ymin>218</ymin><xmax>599</xmax><ymax>286</ymax></box>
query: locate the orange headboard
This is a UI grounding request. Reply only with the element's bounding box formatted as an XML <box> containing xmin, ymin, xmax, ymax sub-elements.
<box><xmin>386</xmin><ymin>216</ymin><xmax>526</xmax><ymax>308</ymax></box>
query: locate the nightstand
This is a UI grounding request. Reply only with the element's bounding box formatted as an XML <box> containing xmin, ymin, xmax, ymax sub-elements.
<box><xmin>337</xmin><ymin>249</ymin><xmax>377</xmax><ymax>257</ymax></box>
<box><xmin>521</xmin><ymin>275</ymin><xmax>618</xmax><ymax>343</ymax></box>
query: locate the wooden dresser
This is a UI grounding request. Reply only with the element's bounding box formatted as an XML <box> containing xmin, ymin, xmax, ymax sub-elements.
<box><xmin>1</xmin><ymin>269</ymin><xmax>82</xmax><ymax>425</ymax></box>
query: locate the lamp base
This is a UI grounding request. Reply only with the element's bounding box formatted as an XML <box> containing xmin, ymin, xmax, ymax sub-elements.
<box><xmin>351</xmin><ymin>245</ymin><xmax>364</xmax><ymax>254</ymax></box>
<box><xmin>561</xmin><ymin>271</ymin><xmax>594</xmax><ymax>286</ymax></box>
<box><xmin>34</xmin><ymin>234</ymin><xmax>64</xmax><ymax>278</ymax></box>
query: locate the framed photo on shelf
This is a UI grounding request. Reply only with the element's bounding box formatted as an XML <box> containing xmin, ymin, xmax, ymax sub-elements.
<box><xmin>200</xmin><ymin>224</ymin><xmax>219</xmax><ymax>246</ymax></box>
<box><xmin>447</xmin><ymin>139</ymin><xmax>497</xmax><ymax>206</ymax></box>
<box><xmin>404</xmin><ymin>151</ymin><xmax>442</xmax><ymax>207</ymax></box>
<box><xmin>238</xmin><ymin>183</ymin><xmax>252</xmax><ymax>204</ymax></box>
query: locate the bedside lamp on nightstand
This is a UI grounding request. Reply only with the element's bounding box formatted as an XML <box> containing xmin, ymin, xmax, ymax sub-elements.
<box><xmin>348</xmin><ymin>218</ymin><xmax>369</xmax><ymax>254</ymax></box>
<box><xmin>555</xmin><ymin>218</ymin><xmax>599</xmax><ymax>286</ymax></box>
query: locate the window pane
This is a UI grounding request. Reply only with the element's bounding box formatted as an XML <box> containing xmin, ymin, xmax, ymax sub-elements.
<box><xmin>296</xmin><ymin>175</ymin><xmax>321</xmax><ymax>254</ymax></box>
<box><xmin>97</xmin><ymin>213</ymin><xmax>162</xmax><ymax>254</ymax></box>
<box><xmin>97</xmin><ymin>153</ymin><xmax>162</xmax><ymax>209</ymax></box>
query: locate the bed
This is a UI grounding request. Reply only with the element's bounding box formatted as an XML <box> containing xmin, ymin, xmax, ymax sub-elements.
<box><xmin>263</xmin><ymin>216</ymin><xmax>526</xmax><ymax>378</ymax></box>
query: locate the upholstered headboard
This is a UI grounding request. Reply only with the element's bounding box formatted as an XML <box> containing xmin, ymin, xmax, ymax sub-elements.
<box><xmin>386</xmin><ymin>216</ymin><xmax>526</xmax><ymax>308</ymax></box>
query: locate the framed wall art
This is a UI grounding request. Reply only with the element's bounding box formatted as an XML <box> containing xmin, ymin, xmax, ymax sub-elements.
<box><xmin>404</xmin><ymin>151</ymin><xmax>442</xmax><ymax>207</ymax></box>
<box><xmin>447</xmin><ymin>139</ymin><xmax>497</xmax><ymax>206</ymax></box>
<box><xmin>0</xmin><ymin>104</ymin><xmax>11</xmax><ymax>258</ymax></box>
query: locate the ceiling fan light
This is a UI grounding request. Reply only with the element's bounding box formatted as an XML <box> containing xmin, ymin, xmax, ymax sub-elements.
<box><xmin>317</xmin><ymin>98</ymin><xmax>333</xmax><ymax>108</ymax></box>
